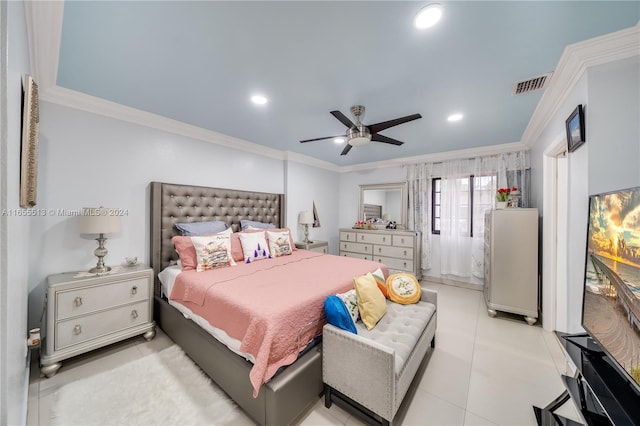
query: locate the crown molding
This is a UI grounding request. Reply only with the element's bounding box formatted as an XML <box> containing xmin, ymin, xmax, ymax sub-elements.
<box><xmin>283</xmin><ymin>151</ymin><xmax>340</xmax><ymax>172</ymax></box>
<box><xmin>23</xmin><ymin>0</ymin><xmax>63</xmax><ymax>91</ymax></box>
<box><xmin>338</xmin><ymin>141</ymin><xmax>527</xmax><ymax>173</ymax></box>
<box><xmin>521</xmin><ymin>24</ymin><xmax>640</xmax><ymax>148</ymax></box>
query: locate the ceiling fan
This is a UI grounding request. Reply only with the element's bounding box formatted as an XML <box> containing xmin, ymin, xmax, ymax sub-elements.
<box><xmin>300</xmin><ymin>105</ymin><xmax>422</xmax><ymax>156</ymax></box>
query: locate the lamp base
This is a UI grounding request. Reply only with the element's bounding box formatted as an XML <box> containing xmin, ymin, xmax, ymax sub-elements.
<box><xmin>89</xmin><ymin>265</ymin><xmax>112</xmax><ymax>274</ymax></box>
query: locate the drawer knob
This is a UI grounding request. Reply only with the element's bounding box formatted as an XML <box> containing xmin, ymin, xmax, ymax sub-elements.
<box><xmin>404</xmin><ymin>250</ymin><xmax>407</xmax><ymax>256</ymax></box>
<box><xmin>346</xmin><ymin>235</ymin><xmax>350</xmax><ymax>240</ymax></box>
<box><xmin>378</xmin><ymin>247</ymin><xmax>382</xmax><ymax>253</ymax></box>
<box><xmin>131</xmin><ymin>310</ymin><xmax>139</xmax><ymax>319</ymax></box>
<box><xmin>344</xmin><ymin>243</ymin><xmax>347</xmax><ymax>249</ymax></box>
<box><xmin>74</xmin><ymin>297</ymin><xmax>83</xmax><ymax>307</ymax></box>
<box><xmin>401</xmin><ymin>238</ymin><xmax>405</xmax><ymax>244</ymax></box>
<box><xmin>361</xmin><ymin>235</ymin><xmax>364</xmax><ymax>240</ymax></box>
<box><xmin>403</xmin><ymin>262</ymin><xmax>407</xmax><ymax>267</ymax></box>
<box><xmin>73</xmin><ymin>325</ymin><xmax>82</xmax><ymax>335</ymax></box>
<box><xmin>383</xmin><ymin>237</ymin><xmax>386</xmax><ymax>242</ymax></box>
<box><xmin>131</xmin><ymin>286</ymin><xmax>138</xmax><ymax>295</ymax></box>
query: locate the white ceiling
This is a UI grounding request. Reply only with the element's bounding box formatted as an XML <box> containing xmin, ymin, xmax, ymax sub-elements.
<box><xmin>55</xmin><ymin>1</ymin><xmax>639</xmax><ymax>166</ymax></box>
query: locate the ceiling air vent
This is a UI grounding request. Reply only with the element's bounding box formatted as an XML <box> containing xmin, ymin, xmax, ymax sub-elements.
<box><xmin>512</xmin><ymin>72</ymin><xmax>553</xmax><ymax>95</ymax></box>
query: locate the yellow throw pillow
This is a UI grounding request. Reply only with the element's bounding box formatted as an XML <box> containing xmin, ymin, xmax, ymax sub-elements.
<box><xmin>354</xmin><ymin>273</ymin><xmax>387</xmax><ymax>330</ymax></box>
<box><xmin>386</xmin><ymin>273</ymin><xmax>422</xmax><ymax>304</ymax></box>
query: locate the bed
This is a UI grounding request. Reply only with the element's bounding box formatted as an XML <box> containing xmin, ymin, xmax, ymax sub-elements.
<box><xmin>149</xmin><ymin>181</ymin><xmax>386</xmax><ymax>425</ymax></box>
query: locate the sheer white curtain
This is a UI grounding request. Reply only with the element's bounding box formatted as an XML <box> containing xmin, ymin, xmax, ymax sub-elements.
<box><xmin>440</xmin><ymin>160</ymin><xmax>472</xmax><ymax>277</ymax></box>
<box><xmin>406</xmin><ymin>163</ymin><xmax>433</xmax><ymax>270</ymax></box>
<box><xmin>405</xmin><ymin>151</ymin><xmax>529</xmax><ymax>281</ymax></box>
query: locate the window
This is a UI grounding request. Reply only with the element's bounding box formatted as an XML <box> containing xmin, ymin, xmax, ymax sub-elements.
<box><xmin>431</xmin><ymin>175</ymin><xmax>496</xmax><ymax>236</ymax></box>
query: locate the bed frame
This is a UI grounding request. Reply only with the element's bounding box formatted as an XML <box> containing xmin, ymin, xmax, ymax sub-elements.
<box><xmin>149</xmin><ymin>181</ymin><xmax>323</xmax><ymax>425</ymax></box>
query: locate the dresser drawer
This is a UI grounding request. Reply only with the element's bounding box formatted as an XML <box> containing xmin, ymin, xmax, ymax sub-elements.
<box><xmin>373</xmin><ymin>255</ymin><xmax>414</xmax><ymax>272</ymax></box>
<box><xmin>56</xmin><ymin>277</ymin><xmax>149</xmax><ymax>320</ymax></box>
<box><xmin>392</xmin><ymin>234</ymin><xmax>414</xmax><ymax>247</ymax></box>
<box><xmin>340</xmin><ymin>231</ymin><xmax>357</xmax><ymax>242</ymax></box>
<box><xmin>357</xmin><ymin>233</ymin><xmax>391</xmax><ymax>245</ymax></box>
<box><xmin>340</xmin><ymin>242</ymin><xmax>372</xmax><ymax>255</ymax></box>
<box><xmin>55</xmin><ymin>300</ymin><xmax>149</xmax><ymax>350</ymax></box>
<box><xmin>340</xmin><ymin>251</ymin><xmax>372</xmax><ymax>261</ymax></box>
<box><xmin>374</xmin><ymin>245</ymin><xmax>413</xmax><ymax>259</ymax></box>
<box><xmin>310</xmin><ymin>246</ymin><xmax>328</xmax><ymax>254</ymax></box>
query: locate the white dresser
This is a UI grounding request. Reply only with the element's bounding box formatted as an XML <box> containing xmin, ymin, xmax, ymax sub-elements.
<box><xmin>40</xmin><ymin>265</ymin><xmax>156</xmax><ymax>377</ymax></box>
<box><xmin>339</xmin><ymin>228</ymin><xmax>422</xmax><ymax>279</ymax></box>
<box><xmin>484</xmin><ymin>209</ymin><xmax>538</xmax><ymax>325</ymax></box>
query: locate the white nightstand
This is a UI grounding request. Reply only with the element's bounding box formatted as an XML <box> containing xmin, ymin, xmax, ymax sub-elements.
<box><xmin>295</xmin><ymin>240</ymin><xmax>329</xmax><ymax>254</ymax></box>
<box><xmin>40</xmin><ymin>264</ymin><xmax>156</xmax><ymax>378</ymax></box>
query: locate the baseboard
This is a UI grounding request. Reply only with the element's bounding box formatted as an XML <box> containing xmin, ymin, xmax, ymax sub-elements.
<box><xmin>421</xmin><ymin>275</ymin><xmax>483</xmax><ymax>291</ymax></box>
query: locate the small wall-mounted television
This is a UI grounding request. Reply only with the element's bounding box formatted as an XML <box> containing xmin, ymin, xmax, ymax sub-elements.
<box><xmin>581</xmin><ymin>186</ymin><xmax>640</xmax><ymax>394</ymax></box>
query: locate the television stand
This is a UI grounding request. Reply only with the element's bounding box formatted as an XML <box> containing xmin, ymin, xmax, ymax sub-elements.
<box><xmin>534</xmin><ymin>332</ymin><xmax>640</xmax><ymax>426</ymax></box>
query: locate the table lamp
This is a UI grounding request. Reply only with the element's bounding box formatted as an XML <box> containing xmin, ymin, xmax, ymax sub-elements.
<box><xmin>80</xmin><ymin>207</ymin><xmax>122</xmax><ymax>273</ymax></box>
<box><xmin>298</xmin><ymin>210</ymin><xmax>314</xmax><ymax>243</ymax></box>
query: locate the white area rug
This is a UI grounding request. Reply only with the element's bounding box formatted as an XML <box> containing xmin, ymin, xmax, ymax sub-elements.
<box><xmin>51</xmin><ymin>345</ymin><xmax>242</xmax><ymax>425</ymax></box>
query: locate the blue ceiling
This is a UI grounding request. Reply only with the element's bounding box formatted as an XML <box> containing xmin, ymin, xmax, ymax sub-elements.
<box><xmin>57</xmin><ymin>1</ymin><xmax>639</xmax><ymax>166</ymax></box>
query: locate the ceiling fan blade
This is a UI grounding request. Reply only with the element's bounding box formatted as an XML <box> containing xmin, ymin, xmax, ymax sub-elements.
<box><xmin>368</xmin><ymin>113</ymin><xmax>422</xmax><ymax>134</ymax></box>
<box><xmin>330</xmin><ymin>110</ymin><xmax>356</xmax><ymax>128</ymax></box>
<box><xmin>371</xmin><ymin>134</ymin><xmax>404</xmax><ymax>146</ymax></box>
<box><xmin>300</xmin><ymin>135</ymin><xmax>343</xmax><ymax>143</ymax></box>
<box><xmin>340</xmin><ymin>144</ymin><xmax>353</xmax><ymax>156</ymax></box>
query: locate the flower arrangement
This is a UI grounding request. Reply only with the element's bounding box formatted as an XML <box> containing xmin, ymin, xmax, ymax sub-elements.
<box><xmin>497</xmin><ymin>187</ymin><xmax>518</xmax><ymax>202</ymax></box>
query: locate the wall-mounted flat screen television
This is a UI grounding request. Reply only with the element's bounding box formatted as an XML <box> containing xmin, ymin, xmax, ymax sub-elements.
<box><xmin>582</xmin><ymin>186</ymin><xmax>640</xmax><ymax>394</ymax></box>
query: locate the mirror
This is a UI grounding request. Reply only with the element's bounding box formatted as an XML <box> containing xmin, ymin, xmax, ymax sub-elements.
<box><xmin>359</xmin><ymin>182</ymin><xmax>408</xmax><ymax>228</ymax></box>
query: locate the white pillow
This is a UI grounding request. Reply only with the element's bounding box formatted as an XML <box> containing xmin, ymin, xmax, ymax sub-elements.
<box><xmin>336</xmin><ymin>289</ymin><xmax>359</xmax><ymax>325</ymax></box>
<box><xmin>238</xmin><ymin>231</ymin><xmax>271</xmax><ymax>263</ymax></box>
<box><xmin>266</xmin><ymin>230</ymin><xmax>292</xmax><ymax>257</ymax></box>
<box><xmin>191</xmin><ymin>233</ymin><xmax>236</xmax><ymax>272</ymax></box>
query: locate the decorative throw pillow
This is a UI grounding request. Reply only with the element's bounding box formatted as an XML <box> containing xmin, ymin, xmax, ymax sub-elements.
<box><xmin>266</xmin><ymin>230</ymin><xmax>292</xmax><ymax>257</ymax></box>
<box><xmin>354</xmin><ymin>273</ymin><xmax>387</xmax><ymax>330</ymax></box>
<box><xmin>371</xmin><ymin>267</ymin><xmax>388</xmax><ymax>298</ymax></box>
<box><xmin>175</xmin><ymin>220</ymin><xmax>227</xmax><ymax>236</ymax></box>
<box><xmin>191</xmin><ymin>233</ymin><xmax>236</xmax><ymax>271</ymax></box>
<box><xmin>240</xmin><ymin>219</ymin><xmax>276</xmax><ymax>231</ymax></box>
<box><xmin>173</xmin><ymin>228</ymin><xmax>232</xmax><ymax>271</ymax></box>
<box><xmin>386</xmin><ymin>273</ymin><xmax>422</xmax><ymax>304</ymax></box>
<box><xmin>336</xmin><ymin>289</ymin><xmax>359</xmax><ymax>325</ymax></box>
<box><xmin>238</xmin><ymin>231</ymin><xmax>272</xmax><ymax>263</ymax></box>
<box><xmin>324</xmin><ymin>295</ymin><xmax>357</xmax><ymax>334</ymax></box>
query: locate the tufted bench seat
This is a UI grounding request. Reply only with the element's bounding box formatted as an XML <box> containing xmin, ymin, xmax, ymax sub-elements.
<box><xmin>322</xmin><ymin>288</ymin><xmax>437</xmax><ymax>426</ymax></box>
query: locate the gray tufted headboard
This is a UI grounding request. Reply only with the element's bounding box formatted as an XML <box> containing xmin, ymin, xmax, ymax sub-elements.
<box><xmin>149</xmin><ymin>181</ymin><xmax>285</xmax><ymax>296</ymax></box>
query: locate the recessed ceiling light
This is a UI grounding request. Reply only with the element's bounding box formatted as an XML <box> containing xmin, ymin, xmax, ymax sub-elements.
<box><xmin>414</xmin><ymin>4</ymin><xmax>442</xmax><ymax>29</ymax></box>
<box><xmin>250</xmin><ymin>95</ymin><xmax>268</xmax><ymax>105</ymax></box>
<box><xmin>334</xmin><ymin>137</ymin><xmax>345</xmax><ymax>144</ymax></box>
<box><xmin>447</xmin><ymin>113</ymin><xmax>464</xmax><ymax>122</ymax></box>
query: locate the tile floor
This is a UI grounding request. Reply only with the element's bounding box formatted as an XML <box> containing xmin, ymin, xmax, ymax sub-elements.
<box><xmin>27</xmin><ymin>282</ymin><xmax>582</xmax><ymax>425</ymax></box>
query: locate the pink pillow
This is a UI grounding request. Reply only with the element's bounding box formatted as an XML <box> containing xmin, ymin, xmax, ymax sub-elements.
<box><xmin>230</xmin><ymin>233</ymin><xmax>245</xmax><ymax>263</ymax></box>
<box><xmin>172</xmin><ymin>235</ymin><xmax>198</xmax><ymax>271</ymax></box>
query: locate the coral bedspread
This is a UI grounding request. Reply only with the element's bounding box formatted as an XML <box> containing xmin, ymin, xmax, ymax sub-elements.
<box><xmin>170</xmin><ymin>250</ymin><xmax>386</xmax><ymax>397</ymax></box>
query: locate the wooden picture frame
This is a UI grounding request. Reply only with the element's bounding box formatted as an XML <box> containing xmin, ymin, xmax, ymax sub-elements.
<box><xmin>566</xmin><ymin>104</ymin><xmax>585</xmax><ymax>153</ymax></box>
<box><xmin>20</xmin><ymin>75</ymin><xmax>39</xmax><ymax>208</ymax></box>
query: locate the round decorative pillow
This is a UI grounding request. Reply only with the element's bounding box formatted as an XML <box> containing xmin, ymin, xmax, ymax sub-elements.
<box><xmin>386</xmin><ymin>273</ymin><xmax>421</xmax><ymax>304</ymax></box>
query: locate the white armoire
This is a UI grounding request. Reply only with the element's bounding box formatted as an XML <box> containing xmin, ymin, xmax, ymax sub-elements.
<box><xmin>484</xmin><ymin>208</ymin><xmax>539</xmax><ymax>325</ymax></box>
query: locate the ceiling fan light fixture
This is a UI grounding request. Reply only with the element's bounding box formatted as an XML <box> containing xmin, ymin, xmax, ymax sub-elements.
<box><xmin>447</xmin><ymin>113</ymin><xmax>464</xmax><ymax>122</ymax></box>
<box><xmin>414</xmin><ymin>3</ymin><xmax>442</xmax><ymax>29</ymax></box>
<box><xmin>349</xmin><ymin>136</ymin><xmax>371</xmax><ymax>147</ymax></box>
<box><xmin>333</xmin><ymin>137</ymin><xmax>346</xmax><ymax>144</ymax></box>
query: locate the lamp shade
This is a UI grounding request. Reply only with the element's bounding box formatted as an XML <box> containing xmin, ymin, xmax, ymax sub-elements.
<box><xmin>79</xmin><ymin>208</ymin><xmax>122</xmax><ymax>235</ymax></box>
<box><xmin>298</xmin><ymin>210</ymin><xmax>314</xmax><ymax>225</ymax></box>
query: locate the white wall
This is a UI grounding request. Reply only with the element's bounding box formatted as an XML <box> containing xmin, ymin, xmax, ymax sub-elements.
<box><xmin>530</xmin><ymin>56</ymin><xmax>640</xmax><ymax>332</ymax></box>
<box><xmin>3</xmin><ymin>1</ymin><xmax>31</xmax><ymax>423</ymax></box>
<box><xmin>285</xmin><ymin>160</ymin><xmax>340</xmax><ymax>253</ymax></box>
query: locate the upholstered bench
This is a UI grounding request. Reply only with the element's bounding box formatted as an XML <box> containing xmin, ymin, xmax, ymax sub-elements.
<box><xmin>322</xmin><ymin>288</ymin><xmax>437</xmax><ymax>426</ymax></box>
